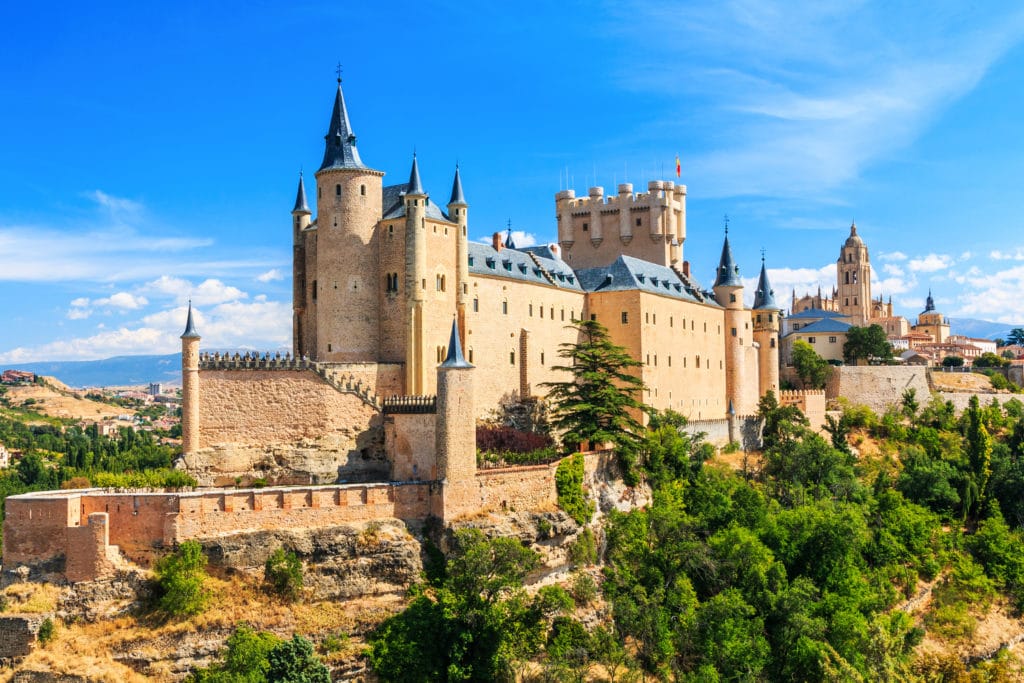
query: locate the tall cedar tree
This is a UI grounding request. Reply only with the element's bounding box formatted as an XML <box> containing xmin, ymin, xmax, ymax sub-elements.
<box><xmin>542</xmin><ymin>319</ymin><xmax>648</xmax><ymax>455</ymax></box>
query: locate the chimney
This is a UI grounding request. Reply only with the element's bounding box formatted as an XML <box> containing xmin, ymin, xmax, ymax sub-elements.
<box><xmin>492</xmin><ymin>232</ymin><xmax>504</xmax><ymax>252</ymax></box>
<box><xmin>682</xmin><ymin>260</ymin><xmax>691</xmax><ymax>278</ymax></box>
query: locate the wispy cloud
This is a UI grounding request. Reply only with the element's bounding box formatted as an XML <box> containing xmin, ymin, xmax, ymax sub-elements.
<box><xmin>612</xmin><ymin>1</ymin><xmax>1024</xmax><ymax>198</ymax></box>
<box><xmin>990</xmin><ymin>248</ymin><xmax>1024</xmax><ymax>261</ymax></box>
<box><xmin>256</xmin><ymin>269</ymin><xmax>284</xmax><ymax>283</ymax></box>
<box><xmin>954</xmin><ymin>264</ymin><xmax>1024</xmax><ymax>324</ymax></box>
<box><xmin>907</xmin><ymin>253</ymin><xmax>953</xmax><ymax>273</ymax></box>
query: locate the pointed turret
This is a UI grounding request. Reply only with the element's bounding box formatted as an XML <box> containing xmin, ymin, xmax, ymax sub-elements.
<box><xmin>505</xmin><ymin>228</ymin><xmax>516</xmax><ymax>250</ymax></box>
<box><xmin>292</xmin><ymin>173</ymin><xmax>310</xmax><ymax>215</ymax></box>
<box><xmin>319</xmin><ymin>80</ymin><xmax>367</xmax><ymax>171</ymax></box>
<box><xmin>448</xmin><ymin>165</ymin><xmax>467</xmax><ymax>206</ymax></box>
<box><xmin>407</xmin><ymin>153</ymin><xmax>425</xmax><ymax>196</ymax></box>
<box><xmin>714</xmin><ymin>232</ymin><xmax>742</xmax><ymax>288</ymax></box>
<box><xmin>180</xmin><ymin>301</ymin><xmax>200</xmax><ymax>339</ymax></box>
<box><xmin>441</xmin><ymin>319</ymin><xmax>473</xmax><ymax>368</ymax></box>
<box><xmin>753</xmin><ymin>256</ymin><xmax>779</xmax><ymax>310</ymax></box>
<box><xmin>924</xmin><ymin>289</ymin><xmax>935</xmax><ymax>312</ymax></box>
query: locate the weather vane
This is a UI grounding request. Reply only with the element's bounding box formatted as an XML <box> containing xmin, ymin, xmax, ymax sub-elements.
<box><xmin>723</xmin><ymin>214</ymin><xmax>730</xmax><ymax>234</ymax></box>
<box><xmin>761</xmin><ymin>247</ymin><xmax>766</xmax><ymax>263</ymax></box>
<box><xmin>336</xmin><ymin>62</ymin><xmax>343</xmax><ymax>83</ymax></box>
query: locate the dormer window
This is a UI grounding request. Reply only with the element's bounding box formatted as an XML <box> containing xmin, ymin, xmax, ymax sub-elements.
<box><xmin>518</xmin><ymin>263</ymin><xmax>528</xmax><ymax>273</ymax></box>
<box><xmin>503</xmin><ymin>259</ymin><xmax>512</xmax><ymax>271</ymax></box>
<box><xmin>486</xmin><ymin>257</ymin><xmax>495</xmax><ymax>269</ymax></box>
<box><xmin>468</xmin><ymin>256</ymin><xmax>475</xmax><ymax>266</ymax></box>
<box><xmin>637</xmin><ymin>274</ymin><xmax>645</xmax><ymax>283</ymax></box>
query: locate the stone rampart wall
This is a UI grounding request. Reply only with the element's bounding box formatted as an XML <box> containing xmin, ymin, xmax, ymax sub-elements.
<box><xmin>684</xmin><ymin>415</ymin><xmax>761</xmax><ymax>450</ymax></box>
<box><xmin>827</xmin><ymin>366</ymin><xmax>931</xmax><ymax>414</ymax></box>
<box><xmin>475</xmin><ymin>463</ymin><xmax>558</xmax><ymax>513</ymax></box>
<box><xmin>936</xmin><ymin>392</ymin><xmax>1011</xmax><ymax>414</ymax></box>
<box><xmin>2</xmin><ymin>496</ymin><xmax>78</xmax><ymax>566</ymax></box>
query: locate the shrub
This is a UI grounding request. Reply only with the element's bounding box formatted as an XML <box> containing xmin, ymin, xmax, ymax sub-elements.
<box><xmin>476</xmin><ymin>424</ymin><xmax>558</xmax><ymax>465</ymax></box>
<box><xmin>568</xmin><ymin>527</ymin><xmax>598</xmax><ymax>566</ymax></box>
<box><xmin>570</xmin><ymin>572</ymin><xmax>597</xmax><ymax>606</ymax></box>
<box><xmin>189</xmin><ymin>623</ymin><xmax>282</xmax><ymax>682</ymax></box>
<box><xmin>266</xmin><ymin>635</ymin><xmax>331</xmax><ymax>683</ymax></box>
<box><xmin>37</xmin><ymin>617</ymin><xmax>55</xmax><ymax>644</ymax></box>
<box><xmin>556</xmin><ymin>453</ymin><xmax>594</xmax><ymax>526</ymax></box>
<box><xmin>264</xmin><ymin>547</ymin><xmax>304</xmax><ymax>602</ymax></box>
<box><xmin>154</xmin><ymin>540</ymin><xmax>210</xmax><ymax>616</ymax></box>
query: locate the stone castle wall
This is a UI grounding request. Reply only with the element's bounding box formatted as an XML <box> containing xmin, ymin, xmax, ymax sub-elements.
<box><xmin>826</xmin><ymin>366</ymin><xmax>931</xmax><ymax>415</ymax></box>
<box><xmin>779</xmin><ymin>389</ymin><xmax>827</xmax><ymax>433</ymax></box>
<box><xmin>475</xmin><ymin>463</ymin><xmax>558</xmax><ymax>515</ymax></box>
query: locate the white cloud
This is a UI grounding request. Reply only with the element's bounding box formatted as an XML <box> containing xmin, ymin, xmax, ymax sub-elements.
<box><xmin>93</xmin><ymin>292</ymin><xmax>149</xmax><ymax>310</ymax></box>
<box><xmin>141</xmin><ymin>276</ymin><xmax>247</xmax><ymax>305</ymax></box>
<box><xmin>953</xmin><ymin>264</ymin><xmax>1024</xmax><ymax>323</ymax></box>
<box><xmin>256</xmin><ymin>269</ymin><xmax>284</xmax><ymax>283</ymax></box>
<box><xmin>741</xmin><ymin>263</ymin><xmax>833</xmax><ymax>308</ymax></box>
<box><xmin>474</xmin><ymin>231</ymin><xmax>540</xmax><ymax>249</ymax></box>
<box><xmin>70</xmin><ymin>297</ymin><xmax>90</xmax><ymax>308</ymax></box>
<box><xmin>66</xmin><ymin>308</ymin><xmax>92</xmax><ymax>320</ymax></box>
<box><xmin>960</xmin><ymin>251</ymin><xmax>972</xmax><ymax>261</ymax></box>
<box><xmin>880</xmin><ymin>251</ymin><xmax>908</xmax><ymax>262</ymax></box>
<box><xmin>990</xmin><ymin>248</ymin><xmax>1024</xmax><ymax>261</ymax></box>
<box><xmin>907</xmin><ymin>253</ymin><xmax>953</xmax><ymax>273</ymax></box>
<box><xmin>882</xmin><ymin>263</ymin><xmax>904</xmax><ymax>277</ymax></box>
<box><xmin>86</xmin><ymin>190</ymin><xmax>142</xmax><ymax>214</ymax></box>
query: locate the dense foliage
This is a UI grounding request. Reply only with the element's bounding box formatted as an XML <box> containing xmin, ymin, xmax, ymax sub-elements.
<box><xmin>843</xmin><ymin>323</ymin><xmax>894</xmax><ymax>364</ymax></box>
<box><xmin>791</xmin><ymin>339</ymin><xmax>831</xmax><ymax>389</ymax></box>
<box><xmin>190</xmin><ymin>626</ymin><xmax>330</xmax><ymax>683</ymax></box>
<box><xmin>154</xmin><ymin>540</ymin><xmax>210</xmax><ymax>616</ymax></box>
<box><xmin>475</xmin><ymin>425</ymin><xmax>557</xmax><ymax>466</ymax></box>
<box><xmin>264</xmin><ymin>547</ymin><xmax>304</xmax><ymax>602</ymax></box>
<box><xmin>555</xmin><ymin>452</ymin><xmax>594</xmax><ymax>526</ymax></box>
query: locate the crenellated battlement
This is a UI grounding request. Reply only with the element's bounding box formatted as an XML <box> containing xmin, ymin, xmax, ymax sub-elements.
<box><xmin>383</xmin><ymin>395</ymin><xmax>437</xmax><ymax>414</ymax></box>
<box><xmin>778</xmin><ymin>389</ymin><xmax>825</xmax><ymax>400</ymax></box>
<box><xmin>555</xmin><ymin>180</ymin><xmax>687</xmax><ymax>214</ymax></box>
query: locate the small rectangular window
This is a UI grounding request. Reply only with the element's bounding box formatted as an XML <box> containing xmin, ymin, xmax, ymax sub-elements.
<box><xmin>809</xmin><ymin>337</ymin><xmax>816</xmax><ymax>343</ymax></box>
<box><xmin>636</xmin><ymin>218</ymin><xmax>641</xmax><ymax>226</ymax></box>
<box><xmin>621</xmin><ymin>311</ymin><xmax>628</xmax><ymax>324</ymax></box>
<box><xmin>510</xmin><ymin>351</ymin><xmax>515</xmax><ymax>365</ymax></box>
<box><xmin>731</xmin><ymin>328</ymin><xmax>737</xmax><ymax>337</ymax></box>
<box><xmin>529</xmin><ymin>304</ymin><xmax>533</xmax><ymax>316</ymax></box>
<box><xmin>473</xmin><ymin>298</ymin><xmax>479</xmax><ymax>312</ymax></box>
<box><xmin>582</xmin><ymin>222</ymin><xmax>589</xmax><ymax>232</ymax></box>
<box><xmin>540</xmin><ymin>352</ymin><xmax>545</xmax><ymax>365</ymax></box>
<box><xmin>502</xmin><ymin>301</ymin><xmax>508</xmax><ymax>315</ymax></box>
<box><xmin>829</xmin><ymin>336</ymin><xmax>837</xmax><ymax>343</ymax></box>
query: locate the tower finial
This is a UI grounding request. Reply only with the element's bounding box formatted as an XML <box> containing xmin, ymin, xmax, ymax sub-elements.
<box><xmin>181</xmin><ymin>299</ymin><xmax>200</xmax><ymax>339</ymax></box>
<box><xmin>441</xmin><ymin>318</ymin><xmax>472</xmax><ymax>368</ymax></box>
<box><xmin>724</xmin><ymin>213</ymin><xmax>730</xmax><ymax>235</ymax></box>
<box><xmin>336</xmin><ymin>62</ymin><xmax>342</xmax><ymax>84</ymax></box>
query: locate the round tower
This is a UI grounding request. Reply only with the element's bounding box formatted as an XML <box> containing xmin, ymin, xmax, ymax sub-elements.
<box><xmin>291</xmin><ymin>173</ymin><xmax>311</xmax><ymax>358</ymax></box>
<box><xmin>404</xmin><ymin>154</ymin><xmax>428</xmax><ymax>394</ymax></box>
<box><xmin>713</xmin><ymin>228</ymin><xmax>747</xmax><ymax>416</ymax></box>
<box><xmin>836</xmin><ymin>221</ymin><xmax>871</xmax><ymax>325</ymax></box>
<box><xmin>434</xmin><ymin>319</ymin><xmax>477</xmax><ymax>521</ymax></box>
<box><xmin>313</xmin><ymin>78</ymin><xmax>385</xmax><ymax>362</ymax></box>
<box><xmin>447</xmin><ymin>166</ymin><xmax>470</xmax><ymax>350</ymax></box>
<box><xmin>180</xmin><ymin>302</ymin><xmax>201</xmax><ymax>455</ymax></box>
<box><xmin>752</xmin><ymin>254</ymin><xmax>781</xmax><ymax>396</ymax></box>
<box><xmin>556</xmin><ymin>189</ymin><xmax>577</xmax><ymax>252</ymax></box>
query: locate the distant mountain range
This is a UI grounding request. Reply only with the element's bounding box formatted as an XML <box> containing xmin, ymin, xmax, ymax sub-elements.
<box><xmin>2</xmin><ymin>319</ymin><xmax>1020</xmax><ymax>388</ymax></box>
<box><xmin>948</xmin><ymin>318</ymin><xmax>1023</xmax><ymax>341</ymax></box>
<box><xmin>6</xmin><ymin>354</ymin><xmax>183</xmax><ymax>388</ymax></box>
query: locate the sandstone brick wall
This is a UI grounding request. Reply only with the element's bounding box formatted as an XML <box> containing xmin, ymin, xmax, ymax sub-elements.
<box><xmin>779</xmin><ymin>390</ymin><xmax>827</xmax><ymax>434</ymax></box>
<box><xmin>386</xmin><ymin>412</ymin><xmax>437</xmax><ymax>481</ymax></box>
<box><xmin>827</xmin><ymin>366</ymin><xmax>930</xmax><ymax>415</ymax></box>
<box><xmin>936</xmin><ymin>392</ymin><xmax>1009</xmax><ymax>415</ymax></box>
<box><xmin>2</xmin><ymin>495</ymin><xmax>78</xmax><ymax>566</ymax></box>
<box><xmin>475</xmin><ymin>463</ymin><xmax>557</xmax><ymax>514</ymax></box>
<box><xmin>65</xmin><ymin>513</ymin><xmax>115</xmax><ymax>583</ymax></box>
<box><xmin>0</xmin><ymin>614</ymin><xmax>45</xmax><ymax>659</ymax></box>
<box><xmin>80</xmin><ymin>494</ymin><xmax>180</xmax><ymax>565</ymax></box>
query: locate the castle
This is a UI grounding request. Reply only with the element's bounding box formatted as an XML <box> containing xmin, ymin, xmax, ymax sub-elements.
<box><xmin>2</xmin><ymin>79</ymin><xmax>795</xmax><ymax>582</ymax></box>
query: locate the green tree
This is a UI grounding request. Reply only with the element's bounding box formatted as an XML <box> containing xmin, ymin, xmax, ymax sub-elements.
<box><xmin>974</xmin><ymin>352</ymin><xmax>1009</xmax><ymax>368</ymax></box>
<box><xmin>965</xmin><ymin>395</ymin><xmax>993</xmax><ymax>516</ymax></box>
<box><xmin>791</xmin><ymin>340</ymin><xmax>831</xmax><ymax>389</ymax></box>
<box><xmin>264</xmin><ymin>547</ymin><xmax>304</xmax><ymax>602</ymax></box>
<box><xmin>757</xmin><ymin>390</ymin><xmax>808</xmax><ymax>451</ymax></box>
<box><xmin>266</xmin><ymin>635</ymin><xmax>331</xmax><ymax>683</ymax></box>
<box><xmin>154</xmin><ymin>540</ymin><xmax>210</xmax><ymax>616</ymax></box>
<box><xmin>942</xmin><ymin>356</ymin><xmax>964</xmax><ymax>368</ymax></box>
<box><xmin>542</xmin><ymin>319</ymin><xmax>648</xmax><ymax>476</ymax></box>
<box><xmin>1008</xmin><ymin>328</ymin><xmax>1024</xmax><ymax>346</ymax></box>
<box><xmin>369</xmin><ymin>529</ymin><xmax>545</xmax><ymax>682</ymax></box>
<box><xmin>190</xmin><ymin>624</ymin><xmax>282</xmax><ymax>682</ymax></box>
<box><xmin>843</xmin><ymin>324</ymin><xmax>893</xmax><ymax>365</ymax></box>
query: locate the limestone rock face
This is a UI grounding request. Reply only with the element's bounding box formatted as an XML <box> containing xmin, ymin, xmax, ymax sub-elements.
<box><xmin>198</xmin><ymin>520</ymin><xmax>423</xmax><ymax>600</ymax></box>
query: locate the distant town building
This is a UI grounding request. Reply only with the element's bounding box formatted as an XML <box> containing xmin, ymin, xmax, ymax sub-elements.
<box><xmin>148</xmin><ymin>382</ymin><xmax>163</xmax><ymax>397</ymax></box>
<box><xmin>0</xmin><ymin>443</ymin><xmax>9</xmax><ymax>468</ymax></box>
<box><xmin>1</xmin><ymin>369</ymin><xmax>35</xmax><ymax>384</ymax></box>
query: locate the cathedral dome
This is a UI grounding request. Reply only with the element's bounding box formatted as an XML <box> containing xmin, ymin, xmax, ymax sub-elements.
<box><xmin>844</xmin><ymin>221</ymin><xmax>863</xmax><ymax>247</ymax></box>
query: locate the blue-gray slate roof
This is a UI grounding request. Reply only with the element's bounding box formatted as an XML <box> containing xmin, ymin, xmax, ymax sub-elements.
<box><xmin>319</xmin><ymin>83</ymin><xmax>368</xmax><ymax>172</ymax></box>
<box><xmin>714</xmin><ymin>234</ymin><xmax>743</xmax><ymax>288</ymax></box>
<box><xmin>468</xmin><ymin>242</ymin><xmax>582</xmax><ymax>290</ymax></box>
<box><xmin>181</xmin><ymin>302</ymin><xmax>200</xmax><ymax>339</ymax></box>
<box><xmin>577</xmin><ymin>255</ymin><xmax>711</xmax><ymax>304</ymax></box>
<box><xmin>440</xmin><ymin>319</ymin><xmax>472</xmax><ymax>368</ymax></box>
<box><xmin>382</xmin><ymin>184</ymin><xmax>450</xmax><ymax>221</ymax></box>
<box><xmin>449</xmin><ymin>166</ymin><xmax>466</xmax><ymax>206</ymax></box>
<box><xmin>292</xmin><ymin>174</ymin><xmax>310</xmax><ymax>214</ymax></box>
<box><xmin>787</xmin><ymin>308</ymin><xmax>850</xmax><ymax>320</ymax></box>
<box><xmin>406</xmin><ymin>154</ymin><xmax>425</xmax><ymax>195</ymax></box>
<box><xmin>752</xmin><ymin>260</ymin><xmax>779</xmax><ymax>310</ymax></box>
<box><xmin>788</xmin><ymin>318</ymin><xmax>853</xmax><ymax>334</ymax></box>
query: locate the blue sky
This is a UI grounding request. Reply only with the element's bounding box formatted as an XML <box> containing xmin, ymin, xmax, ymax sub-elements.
<box><xmin>3</xmin><ymin>1</ymin><xmax>1024</xmax><ymax>362</ymax></box>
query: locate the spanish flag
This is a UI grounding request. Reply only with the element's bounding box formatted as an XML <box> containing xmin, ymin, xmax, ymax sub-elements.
<box><xmin>675</xmin><ymin>154</ymin><xmax>681</xmax><ymax>178</ymax></box>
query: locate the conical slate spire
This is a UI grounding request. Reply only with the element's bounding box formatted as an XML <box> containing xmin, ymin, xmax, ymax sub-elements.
<box><xmin>407</xmin><ymin>154</ymin><xmax>425</xmax><ymax>195</ymax></box>
<box><xmin>318</xmin><ymin>81</ymin><xmax>367</xmax><ymax>171</ymax></box>
<box><xmin>505</xmin><ymin>228</ymin><xmax>516</xmax><ymax>250</ymax></box>
<box><xmin>180</xmin><ymin>301</ymin><xmax>200</xmax><ymax>340</ymax></box>
<box><xmin>292</xmin><ymin>173</ymin><xmax>310</xmax><ymax>214</ymax></box>
<box><xmin>753</xmin><ymin>256</ymin><xmax>779</xmax><ymax>310</ymax></box>
<box><xmin>714</xmin><ymin>232</ymin><xmax>743</xmax><ymax>288</ymax></box>
<box><xmin>448</xmin><ymin>165</ymin><xmax>466</xmax><ymax>206</ymax></box>
<box><xmin>440</xmin><ymin>318</ymin><xmax>472</xmax><ymax>368</ymax></box>
<box><xmin>924</xmin><ymin>289</ymin><xmax>935</xmax><ymax>312</ymax></box>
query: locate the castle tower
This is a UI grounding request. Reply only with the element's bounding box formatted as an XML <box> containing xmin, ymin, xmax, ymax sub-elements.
<box><xmin>180</xmin><ymin>302</ymin><xmax>201</xmax><ymax>455</ymax></box>
<box><xmin>404</xmin><ymin>154</ymin><xmax>429</xmax><ymax>394</ymax></box>
<box><xmin>713</xmin><ymin>229</ymin><xmax>748</xmax><ymax>416</ymax></box>
<box><xmin>291</xmin><ymin>173</ymin><xmax>311</xmax><ymax>357</ymax></box>
<box><xmin>836</xmin><ymin>222</ymin><xmax>871</xmax><ymax>325</ymax></box>
<box><xmin>312</xmin><ymin>77</ymin><xmax>385</xmax><ymax>362</ymax></box>
<box><xmin>434</xmin><ymin>319</ymin><xmax>477</xmax><ymax>521</ymax></box>
<box><xmin>447</xmin><ymin>166</ymin><xmax>470</xmax><ymax>350</ymax></box>
<box><xmin>752</xmin><ymin>254</ymin><xmax>781</xmax><ymax>396</ymax></box>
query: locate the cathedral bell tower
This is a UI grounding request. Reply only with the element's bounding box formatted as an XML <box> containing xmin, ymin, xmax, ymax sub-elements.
<box><xmin>837</xmin><ymin>222</ymin><xmax>871</xmax><ymax>326</ymax></box>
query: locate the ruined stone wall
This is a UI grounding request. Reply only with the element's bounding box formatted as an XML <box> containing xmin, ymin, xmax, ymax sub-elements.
<box><xmin>0</xmin><ymin>614</ymin><xmax>45</xmax><ymax>659</ymax></box>
<box><xmin>826</xmin><ymin>366</ymin><xmax>931</xmax><ymax>415</ymax></box>
<box><xmin>2</xmin><ymin>495</ymin><xmax>78</xmax><ymax>566</ymax></box>
<box><xmin>65</xmin><ymin>513</ymin><xmax>115</xmax><ymax>583</ymax></box>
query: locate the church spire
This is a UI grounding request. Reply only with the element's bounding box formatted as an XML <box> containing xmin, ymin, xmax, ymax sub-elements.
<box><xmin>753</xmin><ymin>254</ymin><xmax>779</xmax><ymax>310</ymax></box>
<box><xmin>448</xmin><ymin>165</ymin><xmax>467</xmax><ymax>206</ymax></box>
<box><xmin>292</xmin><ymin>173</ymin><xmax>310</xmax><ymax>214</ymax></box>
<box><xmin>407</xmin><ymin>153</ymin><xmax>425</xmax><ymax>196</ymax></box>
<box><xmin>924</xmin><ymin>289</ymin><xmax>935</xmax><ymax>312</ymax></box>
<box><xmin>318</xmin><ymin>79</ymin><xmax>367</xmax><ymax>172</ymax></box>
